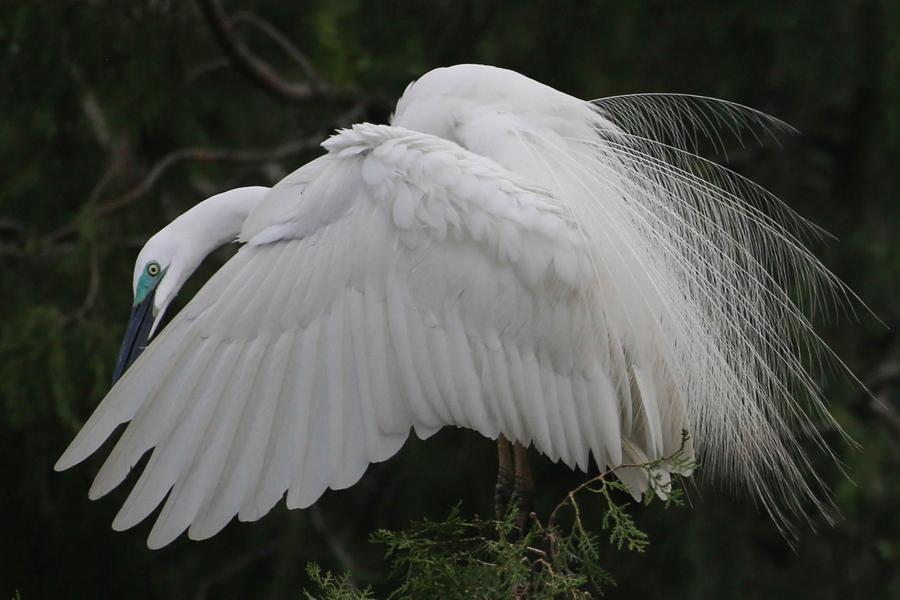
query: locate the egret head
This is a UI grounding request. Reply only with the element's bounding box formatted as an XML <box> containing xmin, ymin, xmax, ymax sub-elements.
<box><xmin>111</xmin><ymin>186</ymin><xmax>271</xmax><ymax>385</ymax></box>
<box><xmin>111</xmin><ymin>230</ymin><xmax>190</xmax><ymax>384</ymax></box>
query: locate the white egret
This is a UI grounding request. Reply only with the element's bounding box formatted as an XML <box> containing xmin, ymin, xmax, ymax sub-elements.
<box><xmin>56</xmin><ymin>64</ymin><xmax>849</xmax><ymax>548</ymax></box>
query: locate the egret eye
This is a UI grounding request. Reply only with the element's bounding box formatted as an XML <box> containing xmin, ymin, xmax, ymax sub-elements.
<box><xmin>146</xmin><ymin>262</ymin><xmax>161</xmax><ymax>277</ymax></box>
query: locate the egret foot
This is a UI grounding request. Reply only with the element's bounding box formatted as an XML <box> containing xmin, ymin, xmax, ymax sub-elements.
<box><xmin>511</xmin><ymin>441</ymin><xmax>534</xmax><ymax>532</ymax></box>
<box><xmin>495</xmin><ymin>434</ymin><xmax>514</xmax><ymax>520</ymax></box>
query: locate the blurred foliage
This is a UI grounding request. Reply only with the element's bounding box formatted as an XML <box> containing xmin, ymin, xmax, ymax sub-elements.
<box><xmin>306</xmin><ymin>447</ymin><xmax>690</xmax><ymax>600</ymax></box>
<box><xmin>1</xmin><ymin>0</ymin><xmax>899</xmax><ymax>598</ymax></box>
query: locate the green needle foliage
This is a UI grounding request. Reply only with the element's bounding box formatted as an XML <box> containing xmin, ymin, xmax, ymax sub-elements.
<box><xmin>305</xmin><ymin>435</ymin><xmax>694</xmax><ymax>599</ymax></box>
<box><xmin>304</xmin><ymin>563</ymin><xmax>375</xmax><ymax>600</ymax></box>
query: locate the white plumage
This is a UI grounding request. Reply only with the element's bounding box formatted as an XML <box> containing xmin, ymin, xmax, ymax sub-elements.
<box><xmin>56</xmin><ymin>64</ymin><xmax>846</xmax><ymax>548</ymax></box>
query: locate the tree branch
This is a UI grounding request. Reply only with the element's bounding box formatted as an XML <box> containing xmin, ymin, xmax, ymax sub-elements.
<box><xmin>192</xmin><ymin>540</ymin><xmax>279</xmax><ymax>600</ymax></box>
<box><xmin>93</xmin><ymin>137</ymin><xmax>322</xmax><ymax>219</ymax></box>
<box><xmin>3</xmin><ymin>92</ymin><xmax>367</xmax><ymax>260</ymax></box>
<box><xmin>231</xmin><ymin>10</ymin><xmax>325</xmax><ymax>91</ymax></box>
<box><xmin>0</xmin><ymin>218</ymin><xmax>25</xmax><ymax>237</ymax></box>
<box><xmin>24</xmin><ymin>135</ymin><xmax>322</xmax><ymax>251</ymax></box>
<box><xmin>186</xmin><ymin>56</ymin><xmax>231</xmax><ymax>83</ymax></box>
<box><xmin>197</xmin><ymin>0</ymin><xmax>353</xmax><ymax>104</ymax></box>
<box><xmin>62</xmin><ymin>241</ymin><xmax>102</xmax><ymax>325</ymax></box>
<box><xmin>856</xmin><ymin>329</ymin><xmax>900</xmax><ymax>438</ymax></box>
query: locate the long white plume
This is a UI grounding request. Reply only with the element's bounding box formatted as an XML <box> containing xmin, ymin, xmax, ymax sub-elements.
<box><xmin>587</xmin><ymin>94</ymin><xmax>853</xmax><ymax>523</ymax></box>
<box><xmin>566</xmin><ymin>94</ymin><xmax>852</xmax><ymax>527</ymax></box>
<box><xmin>395</xmin><ymin>66</ymin><xmax>856</xmax><ymax>531</ymax></box>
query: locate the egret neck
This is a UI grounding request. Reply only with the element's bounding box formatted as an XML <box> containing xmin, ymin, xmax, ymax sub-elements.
<box><xmin>112</xmin><ymin>186</ymin><xmax>270</xmax><ymax>383</ymax></box>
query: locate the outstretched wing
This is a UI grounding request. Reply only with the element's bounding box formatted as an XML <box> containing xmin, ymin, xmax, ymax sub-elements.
<box><xmin>56</xmin><ymin>124</ymin><xmax>682</xmax><ymax>548</ymax></box>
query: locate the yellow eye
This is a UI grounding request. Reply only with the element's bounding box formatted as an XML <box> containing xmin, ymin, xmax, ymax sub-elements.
<box><xmin>147</xmin><ymin>262</ymin><xmax>161</xmax><ymax>277</ymax></box>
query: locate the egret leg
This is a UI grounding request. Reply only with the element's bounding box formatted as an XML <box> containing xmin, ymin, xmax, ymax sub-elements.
<box><xmin>512</xmin><ymin>441</ymin><xmax>534</xmax><ymax>531</ymax></box>
<box><xmin>495</xmin><ymin>434</ymin><xmax>514</xmax><ymax>519</ymax></box>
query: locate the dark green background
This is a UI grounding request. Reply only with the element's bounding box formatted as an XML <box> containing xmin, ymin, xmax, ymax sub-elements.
<box><xmin>2</xmin><ymin>1</ymin><xmax>898</xmax><ymax>598</ymax></box>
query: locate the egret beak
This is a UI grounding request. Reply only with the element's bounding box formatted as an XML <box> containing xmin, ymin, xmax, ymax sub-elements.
<box><xmin>111</xmin><ymin>289</ymin><xmax>156</xmax><ymax>385</ymax></box>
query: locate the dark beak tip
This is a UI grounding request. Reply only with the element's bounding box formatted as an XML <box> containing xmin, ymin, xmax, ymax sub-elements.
<box><xmin>112</xmin><ymin>292</ymin><xmax>155</xmax><ymax>386</ymax></box>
